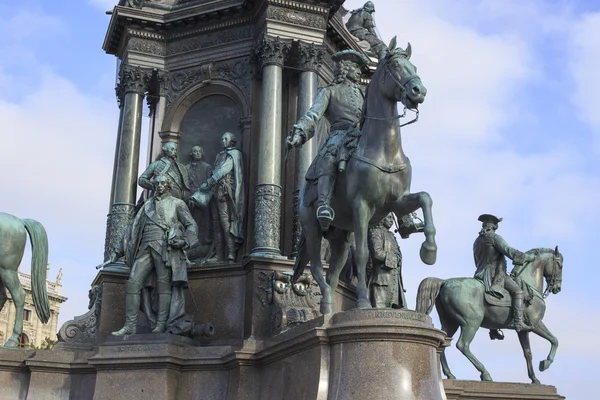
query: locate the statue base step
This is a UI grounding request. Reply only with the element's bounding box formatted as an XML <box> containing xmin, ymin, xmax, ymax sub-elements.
<box><xmin>444</xmin><ymin>379</ymin><xmax>565</xmax><ymax>400</ymax></box>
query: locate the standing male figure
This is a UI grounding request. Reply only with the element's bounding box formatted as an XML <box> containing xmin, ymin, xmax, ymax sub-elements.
<box><xmin>345</xmin><ymin>1</ymin><xmax>388</xmax><ymax>60</ymax></box>
<box><xmin>112</xmin><ymin>175</ymin><xmax>197</xmax><ymax>336</ymax></box>
<box><xmin>194</xmin><ymin>132</ymin><xmax>245</xmax><ymax>262</ymax></box>
<box><xmin>473</xmin><ymin>214</ymin><xmax>535</xmax><ymax>339</ymax></box>
<box><xmin>186</xmin><ymin>146</ymin><xmax>213</xmax><ymax>248</ymax></box>
<box><xmin>368</xmin><ymin>214</ymin><xmax>407</xmax><ymax>309</ymax></box>
<box><xmin>287</xmin><ymin>50</ymin><xmax>369</xmax><ymax>231</ymax></box>
<box><xmin>139</xmin><ymin>142</ymin><xmax>190</xmax><ymax>200</ymax></box>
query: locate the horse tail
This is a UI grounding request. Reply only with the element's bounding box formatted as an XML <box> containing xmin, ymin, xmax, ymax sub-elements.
<box><xmin>22</xmin><ymin>218</ymin><xmax>50</xmax><ymax>324</ymax></box>
<box><xmin>416</xmin><ymin>277</ymin><xmax>445</xmax><ymax>315</ymax></box>
<box><xmin>292</xmin><ymin>232</ymin><xmax>310</xmax><ymax>284</ymax></box>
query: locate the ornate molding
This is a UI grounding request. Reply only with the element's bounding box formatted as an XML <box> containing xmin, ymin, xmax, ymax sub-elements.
<box><xmin>117</xmin><ymin>63</ymin><xmax>152</xmax><ymax>95</ymax></box>
<box><xmin>267</xmin><ymin>6</ymin><xmax>327</xmax><ymax>30</ymax></box>
<box><xmin>57</xmin><ymin>285</ymin><xmax>102</xmax><ymax>345</ymax></box>
<box><xmin>103</xmin><ymin>202</ymin><xmax>136</xmax><ymax>262</ymax></box>
<box><xmin>291</xmin><ymin>188</ymin><xmax>301</xmax><ymax>257</ymax></box>
<box><xmin>167</xmin><ymin>25</ymin><xmax>252</xmax><ymax>55</ymax></box>
<box><xmin>255</xmin><ymin>36</ymin><xmax>291</xmax><ymax>68</ymax></box>
<box><xmin>127</xmin><ymin>37</ymin><xmax>166</xmax><ymax>56</ymax></box>
<box><xmin>297</xmin><ymin>42</ymin><xmax>325</xmax><ymax>72</ymax></box>
<box><xmin>256</xmin><ymin>270</ymin><xmax>321</xmax><ymax>335</ymax></box>
<box><xmin>252</xmin><ymin>184</ymin><xmax>282</xmax><ymax>255</ymax></box>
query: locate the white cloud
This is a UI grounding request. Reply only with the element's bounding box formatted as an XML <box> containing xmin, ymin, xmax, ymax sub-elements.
<box><xmin>569</xmin><ymin>12</ymin><xmax>600</xmax><ymax>150</ymax></box>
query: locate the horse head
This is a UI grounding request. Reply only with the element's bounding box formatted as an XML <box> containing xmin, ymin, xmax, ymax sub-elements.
<box><xmin>532</xmin><ymin>246</ymin><xmax>563</xmax><ymax>296</ymax></box>
<box><xmin>379</xmin><ymin>37</ymin><xmax>427</xmax><ymax>110</ymax></box>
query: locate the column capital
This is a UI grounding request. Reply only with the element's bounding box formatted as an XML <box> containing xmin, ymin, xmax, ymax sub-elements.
<box><xmin>255</xmin><ymin>36</ymin><xmax>292</xmax><ymax>68</ymax></box>
<box><xmin>296</xmin><ymin>42</ymin><xmax>325</xmax><ymax>73</ymax></box>
<box><xmin>159</xmin><ymin>130</ymin><xmax>181</xmax><ymax>143</ymax></box>
<box><xmin>239</xmin><ymin>116</ymin><xmax>253</xmax><ymax>130</ymax></box>
<box><xmin>117</xmin><ymin>63</ymin><xmax>151</xmax><ymax>96</ymax></box>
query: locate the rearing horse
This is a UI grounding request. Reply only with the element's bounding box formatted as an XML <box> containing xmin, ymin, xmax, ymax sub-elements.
<box><xmin>0</xmin><ymin>212</ymin><xmax>50</xmax><ymax>347</ymax></box>
<box><xmin>416</xmin><ymin>247</ymin><xmax>563</xmax><ymax>383</ymax></box>
<box><xmin>293</xmin><ymin>38</ymin><xmax>437</xmax><ymax>314</ymax></box>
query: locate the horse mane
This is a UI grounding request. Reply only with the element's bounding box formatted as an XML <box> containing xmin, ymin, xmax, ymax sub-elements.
<box><xmin>526</xmin><ymin>247</ymin><xmax>556</xmax><ymax>255</ymax></box>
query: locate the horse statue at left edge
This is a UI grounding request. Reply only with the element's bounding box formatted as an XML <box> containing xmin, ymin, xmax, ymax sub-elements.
<box><xmin>416</xmin><ymin>247</ymin><xmax>563</xmax><ymax>384</ymax></box>
<box><xmin>0</xmin><ymin>212</ymin><xmax>51</xmax><ymax>348</ymax></box>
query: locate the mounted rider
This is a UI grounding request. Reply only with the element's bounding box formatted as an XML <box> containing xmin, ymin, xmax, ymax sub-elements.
<box><xmin>473</xmin><ymin>214</ymin><xmax>535</xmax><ymax>338</ymax></box>
<box><xmin>287</xmin><ymin>50</ymin><xmax>370</xmax><ymax>231</ymax></box>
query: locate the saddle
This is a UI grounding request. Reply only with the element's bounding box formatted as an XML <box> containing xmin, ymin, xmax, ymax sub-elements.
<box><xmin>483</xmin><ymin>280</ymin><xmax>541</xmax><ymax>308</ymax></box>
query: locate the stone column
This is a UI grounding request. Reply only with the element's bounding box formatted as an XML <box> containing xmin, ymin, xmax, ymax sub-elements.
<box><xmin>251</xmin><ymin>37</ymin><xmax>290</xmax><ymax>257</ymax></box>
<box><xmin>104</xmin><ymin>63</ymin><xmax>149</xmax><ymax>260</ymax></box>
<box><xmin>291</xmin><ymin>43</ymin><xmax>324</xmax><ymax>258</ymax></box>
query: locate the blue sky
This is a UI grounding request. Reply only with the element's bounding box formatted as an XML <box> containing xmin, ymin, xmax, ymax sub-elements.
<box><xmin>1</xmin><ymin>0</ymin><xmax>599</xmax><ymax>398</ymax></box>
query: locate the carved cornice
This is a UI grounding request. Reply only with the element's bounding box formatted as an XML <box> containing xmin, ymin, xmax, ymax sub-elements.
<box><xmin>255</xmin><ymin>36</ymin><xmax>291</xmax><ymax>68</ymax></box>
<box><xmin>266</xmin><ymin>6</ymin><xmax>327</xmax><ymax>29</ymax></box>
<box><xmin>168</xmin><ymin>25</ymin><xmax>253</xmax><ymax>56</ymax></box>
<box><xmin>296</xmin><ymin>42</ymin><xmax>325</xmax><ymax>72</ymax></box>
<box><xmin>117</xmin><ymin>63</ymin><xmax>152</xmax><ymax>95</ymax></box>
<box><xmin>127</xmin><ymin>37</ymin><xmax>166</xmax><ymax>56</ymax></box>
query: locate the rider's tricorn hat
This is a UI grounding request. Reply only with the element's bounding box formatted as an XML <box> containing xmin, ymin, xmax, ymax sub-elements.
<box><xmin>478</xmin><ymin>214</ymin><xmax>503</xmax><ymax>224</ymax></box>
<box><xmin>332</xmin><ymin>50</ymin><xmax>370</xmax><ymax>70</ymax></box>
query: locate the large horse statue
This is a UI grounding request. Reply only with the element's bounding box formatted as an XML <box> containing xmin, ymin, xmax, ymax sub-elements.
<box><xmin>293</xmin><ymin>38</ymin><xmax>437</xmax><ymax>315</ymax></box>
<box><xmin>416</xmin><ymin>247</ymin><xmax>563</xmax><ymax>384</ymax></box>
<box><xmin>0</xmin><ymin>212</ymin><xmax>51</xmax><ymax>348</ymax></box>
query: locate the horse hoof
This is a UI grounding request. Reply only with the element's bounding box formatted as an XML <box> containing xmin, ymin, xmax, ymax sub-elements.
<box><xmin>532</xmin><ymin>379</ymin><xmax>541</xmax><ymax>385</ymax></box>
<box><xmin>480</xmin><ymin>373</ymin><xmax>493</xmax><ymax>382</ymax></box>
<box><xmin>539</xmin><ymin>360</ymin><xmax>552</xmax><ymax>371</ymax></box>
<box><xmin>2</xmin><ymin>338</ymin><xmax>19</xmax><ymax>348</ymax></box>
<box><xmin>420</xmin><ymin>242</ymin><xmax>437</xmax><ymax>265</ymax></box>
<box><xmin>446</xmin><ymin>374</ymin><xmax>456</xmax><ymax>380</ymax></box>
<box><xmin>320</xmin><ymin>302</ymin><xmax>334</xmax><ymax>315</ymax></box>
<box><xmin>356</xmin><ymin>299</ymin><xmax>372</xmax><ymax>309</ymax></box>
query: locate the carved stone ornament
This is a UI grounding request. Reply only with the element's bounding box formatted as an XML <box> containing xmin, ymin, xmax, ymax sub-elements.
<box><xmin>128</xmin><ymin>37</ymin><xmax>166</xmax><ymax>57</ymax></box>
<box><xmin>267</xmin><ymin>7</ymin><xmax>327</xmax><ymax>30</ymax></box>
<box><xmin>256</xmin><ymin>271</ymin><xmax>321</xmax><ymax>335</ymax></box>
<box><xmin>167</xmin><ymin>25</ymin><xmax>253</xmax><ymax>56</ymax></box>
<box><xmin>103</xmin><ymin>202</ymin><xmax>136</xmax><ymax>261</ymax></box>
<box><xmin>57</xmin><ymin>285</ymin><xmax>102</xmax><ymax>344</ymax></box>
<box><xmin>254</xmin><ymin>36</ymin><xmax>291</xmax><ymax>68</ymax></box>
<box><xmin>117</xmin><ymin>63</ymin><xmax>151</xmax><ymax>95</ymax></box>
<box><xmin>297</xmin><ymin>42</ymin><xmax>325</xmax><ymax>72</ymax></box>
<box><xmin>119</xmin><ymin>0</ymin><xmax>146</xmax><ymax>8</ymax></box>
<box><xmin>253</xmin><ymin>184</ymin><xmax>282</xmax><ymax>254</ymax></box>
<box><xmin>291</xmin><ymin>188</ymin><xmax>301</xmax><ymax>257</ymax></box>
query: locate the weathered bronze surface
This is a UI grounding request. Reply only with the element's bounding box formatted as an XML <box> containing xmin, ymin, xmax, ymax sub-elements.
<box><xmin>0</xmin><ymin>212</ymin><xmax>50</xmax><ymax>347</ymax></box>
<box><xmin>416</xmin><ymin>217</ymin><xmax>563</xmax><ymax>384</ymax></box>
<box><xmin>112</xmin><ymin>175</ymin><xmax>198</xmax><ymax>336</ymax></box>
<box><xmin>292</xmin><ymin>38</ymin><xmax>436</xmax><ymax>316</ymax></box>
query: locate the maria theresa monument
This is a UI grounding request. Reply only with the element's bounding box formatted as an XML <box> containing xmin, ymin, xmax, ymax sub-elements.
<box><xmin>0</xmin><ymin>1</ymin><xmax>565</xmax><ymax>399</ymax></box>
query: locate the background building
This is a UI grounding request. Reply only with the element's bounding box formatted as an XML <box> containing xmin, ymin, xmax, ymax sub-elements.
<box><xmin>0</xmin><ymin>269</ymin><xmax>67</xmax><ymax>348</ymax></box>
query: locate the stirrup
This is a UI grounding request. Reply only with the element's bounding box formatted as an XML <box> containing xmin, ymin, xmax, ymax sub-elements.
<box><xmin>316</xmin><ymin>205</ymin><xmax>335</xmax><ymax>232</ymax></box>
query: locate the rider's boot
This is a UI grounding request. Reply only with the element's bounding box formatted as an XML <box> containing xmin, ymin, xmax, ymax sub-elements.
<box><xmin>316</xmin><ymin>174</ymin><xmax>335</xmax><ymax>232</ymax></box>
<box><xmin>112</xmin><ymin>281</ymin><xmax>142</xmax><ymax>336</ymax></box>
<box><xmin>512</xmin><ymin>292</ymin><xmax>531</xmax><ymax>332</ymax></box>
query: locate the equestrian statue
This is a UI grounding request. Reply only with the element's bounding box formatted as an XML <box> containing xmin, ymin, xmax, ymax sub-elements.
<box><xmin>290</xmin><ymin>37</ymin><xmax>437</xmax><ymax>315</ymax></box>
<box><xmin>416</xmin><ymin>214</ymin><xmax>563</xmax><ymax>384</ymax></box>
<box><xmin>0</xmin><ymin>212</ymin><xmax>51</xmax><ymax>347</ymax></box>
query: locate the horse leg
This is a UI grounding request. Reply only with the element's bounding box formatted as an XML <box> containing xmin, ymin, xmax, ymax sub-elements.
<box><xmin>0</xmin><ymin>269</ymin><xmax>26</xmax><ymax>347</ymax></box>
<box><xmin>0</xmin><ymin>279</ymin><xmax>7</xmax><ymax>311</ymax></box>
<box><xmin>352</xmin><ymin>200</ymin><xmax>372</xmax><ymax>309</ymax></box>
<box><xmin>532</xmin><ymin>320</ymin><xmax>558</xmax><ymax>372</ymax></box>
<box><xmin>438</xmin><ymin>303</ymin><xmax>459</xmax><ymax>380</ymax></box>
<box><xmin>304</xmin><ymin>216</ymin><xmax>331</xmax><ymax>314</ymax></box>
<box><xmin>517</xmin><ymin>331</ymin><xmax>540</xmax><ymax>384</ymax></box>
<box><xmin>456</xmin><ymin>325</ymin><xmax>492</xmax><ymax>381</ymax></box>
<box><xmin>393</xmin><ymin>192</ymin><xmax>437</xmax><ymax>265</ymax></box>
<box><xmin>326</xmin><ymin>230</ymin><xmax>351</xmax><ymax>301</ymax></box>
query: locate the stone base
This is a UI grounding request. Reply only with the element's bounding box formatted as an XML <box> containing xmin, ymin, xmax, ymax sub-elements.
<box><xmin>444</xmin><ymin>380</ymin><xmax>565</xmax><ymax>400</ymax></box>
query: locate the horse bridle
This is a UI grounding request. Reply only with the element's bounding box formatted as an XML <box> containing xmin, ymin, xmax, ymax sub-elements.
<box><xmin>362</xmin><ymin>55</ymin><xmax>420</xmax><ymax>128</ymax></box>
<box><xmin>543</xmin><ymin>254</ymin><xmax>562</xmax><ymax>299</ymax></box>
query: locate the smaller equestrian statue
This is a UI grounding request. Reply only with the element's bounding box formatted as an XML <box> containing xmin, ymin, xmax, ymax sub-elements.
<box><xmin>0</xmin><ymin>212</ymin><xmax>51</xmax><ymax>348</ymax></box>
<box><xmin>416</xmin><ymin>214</ymin><xmax>563</xmax><ymax>384</ymax></box>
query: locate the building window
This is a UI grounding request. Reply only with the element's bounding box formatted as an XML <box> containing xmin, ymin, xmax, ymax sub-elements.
<box><xmin>19</xmin><ymin>333</ymin><xmax>30</xmax><ymax>348</ymax></box>
<box><xmin>24</xmin><ymin>309</ymin><xmax>32</xmax><ymax>322</ymax></box>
